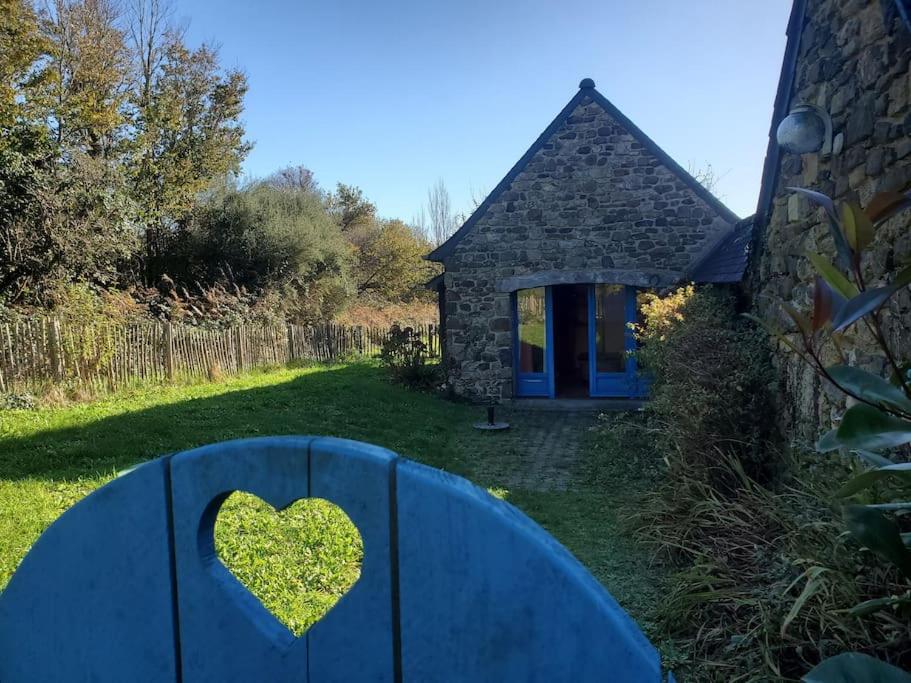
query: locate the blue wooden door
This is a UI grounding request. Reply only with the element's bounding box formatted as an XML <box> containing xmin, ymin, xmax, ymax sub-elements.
<box><xmin>588</xmin><ymin>285</ymin><xmax>642</xmax><ymax>398</ymax></box>
<box><xmin>513</xmin><ymin>286</ymin><xmax>554</xmax><ymax>398</ymax></box>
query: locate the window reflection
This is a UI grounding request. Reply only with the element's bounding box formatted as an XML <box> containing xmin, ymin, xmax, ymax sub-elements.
<box><xmin>517</xmin><ymin>287</ymin><xmax>546</xmax><ymax>373</ymax></box>
<box><xmin>594</xmin><ymin>285</ymin><xmax>626</xmax><ymax>373</ymax></box>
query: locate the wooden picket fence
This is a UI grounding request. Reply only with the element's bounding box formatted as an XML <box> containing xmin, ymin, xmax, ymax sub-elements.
<box><xmin>0</xmin><ymin>319</ymin><xmax>440</xmax><ymax>394</ymax></box>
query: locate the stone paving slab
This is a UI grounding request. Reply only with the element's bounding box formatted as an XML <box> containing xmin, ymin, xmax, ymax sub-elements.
<box><xmin>459</xmin><ymin>410</ymin><xmax>598</xmax><ymax>492</ymax></box>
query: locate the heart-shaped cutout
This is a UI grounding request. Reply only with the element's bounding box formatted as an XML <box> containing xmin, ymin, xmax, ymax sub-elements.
<box><xmin>214</xmin><ymin>492</ymin><xmax>363</xmax><ymax>637</ymax></box>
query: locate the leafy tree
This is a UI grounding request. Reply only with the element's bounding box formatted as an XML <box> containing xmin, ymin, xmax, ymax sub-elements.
<box><xmin>39</xmin><ymin>0</ymin><xmax>132</xmax><ymax>158</ymax></box>
<box><xmin>0</xmin><ymin>0</ymin><xmax>49</xmax><ymax>128</ymax></box>
<box><xmin>351</xmin><ymin>218</ymin><xmax>435</xmax><ymax>300</ymax></box>
<box><xmin>131</xmin><ymin>36</ymin><xmax>250</xmax><ymax>277</ymax></box>
<box><xmin>174</xmin><ymin>180</ymin><xmax>352</xmax><ymax>321</ymax></box>
<box><xmin>0</xmin><ymin>135</ymin><xmax>139</xmax><ymax>301</ymax></box>
<box><xmin>328</xmin><ymin>183</ymin><xmax>375</xmax><ymax>232</ymax></box>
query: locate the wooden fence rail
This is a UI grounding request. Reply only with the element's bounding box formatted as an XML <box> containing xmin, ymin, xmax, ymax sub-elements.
<box><xmin>0</xmin><ymin>320</ymin><xmax>440</xmax><ymax>395</ymax></box>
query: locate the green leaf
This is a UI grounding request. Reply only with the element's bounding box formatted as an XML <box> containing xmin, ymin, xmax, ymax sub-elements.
<box><xmin>790</xmin><ymin>186</ymin><xmax>854</xmax><ymax>270</ymax></box>
<box><xmin>803</xmin><ymin>652</ymin><xmax>911</xmax><ymax>682</ymax></box>
<box><xmin>842</xmin><ymin>202</ymin><xmax>875</xmax><ymax>253</ymax></box>
<box><xmin>817</xmin><ymin>428</ymin><xmax>841</xmax><ymax>453</ymax></box>
<box><xmin>853</xmin><ymin>449</ymin><xmax>895</xmax><ymax>467</ymax></box>
<box><xmin>832</xmin><ymin>287</ymin><xmax>896</xmax><ymax>331</ymax></box>
<box><xmin>849</xmin><ymin>595</ymin><xmax>911</xmax><ymax>617</ymax></box>
<box><xmin>844</xmin><ymin>504</ymin><xmax>911</xmax><ymax>578</ymax></box>
<box><xmin>836</xmin><ymin>463</ymin><xmax>911</xmax><ymax>498</ymax></box>
<box><xmin>826</xmin><ymin>365</ymin><xmax>911</xmax><ymax>414</ymax></box>
<box><xmin>835</xmin><ymin>404</ymin><xmax>911</xmax><ymax>451</ymax></box>
<box><xmin>781</xmin><ymin>566</ymin><xmax>828</xmax><ymax>637</ymax></box>
<box><xmin>807</xmin><ymin>252</ymin><xmax>860</xmax><ymax>298</ymax></box>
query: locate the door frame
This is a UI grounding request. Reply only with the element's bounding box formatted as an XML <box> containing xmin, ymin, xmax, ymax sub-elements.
<box><xmin>512</xmin><ymin>287</ymin><xmax>555</xmax><ymax>398</ymax></box>
<box><xmin>587</xmin><ymin>284</ymin><xmax>642</xmax><ymax>398</ymax></box>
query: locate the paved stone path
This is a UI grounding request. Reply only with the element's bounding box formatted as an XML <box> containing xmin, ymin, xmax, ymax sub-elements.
<box><xmin>459</xmin><ymin>409</ymin><xmax>599</xmax><ymax>492</ymax></box>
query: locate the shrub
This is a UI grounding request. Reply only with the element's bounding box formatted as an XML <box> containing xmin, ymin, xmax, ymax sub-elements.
<box><xmin>621</xmin><ymin>281</ymin><xmax>911</xmax><ymax>679</ymax></box>
<box><xmin>379</xmin><ymin>324</ymin><xmax>441</xmax><ymax>390</ymax></box>
<box><xmin>635</xmin><ymin>285</ymin><xmax>775</xmax><ymax>484</ymax></box>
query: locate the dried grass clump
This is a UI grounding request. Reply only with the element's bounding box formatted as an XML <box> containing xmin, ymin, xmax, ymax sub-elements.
<box><xmin>639</xmin><ymin>452</ymin><xmax>911</xmax><ymax>680</ymax></box>
<box><xmin>628</xmin><ymin>286</ymin><xmax>911</xmax><ymax>679</ymax></box>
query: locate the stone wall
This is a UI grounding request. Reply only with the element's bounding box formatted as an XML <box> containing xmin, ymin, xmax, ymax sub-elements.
<box><xmin>442</xmin><ymin>93</ymin><xmax>734</xmax><ymax>400</ymax></box>
<box><xmin>752</xmin><ymin>0</ymin><xmax>911</xmax><ymax>443</ymax></box>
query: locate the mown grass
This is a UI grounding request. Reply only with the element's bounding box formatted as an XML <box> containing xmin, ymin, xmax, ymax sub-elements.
<box><xmin>0</xmin><ymin>361</ymin><xmax>664</xmax><ymax>640</ymax></box>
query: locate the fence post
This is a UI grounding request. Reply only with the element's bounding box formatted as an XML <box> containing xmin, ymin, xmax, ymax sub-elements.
<box><xmin>47</xmin><ymin>318</ymin><xmax>63</xmax><ymax>381</ymax></box>
<box><xmin>164</xmin><ymin>322</ymin><xmax>175</xmax><ymax>381</ymax></box>
<box><xmin>287</xmin><ymin>324</ymin><xmax>295</xmax><ymax>362</ymax></box>
<box><xmin>235</xmin><ymin>326</ymin><xmax>245</xmax><ymax>371</ymax></box>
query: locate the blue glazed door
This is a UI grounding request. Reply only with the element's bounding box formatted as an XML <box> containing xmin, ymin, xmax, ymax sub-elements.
<box><xmin>588</xmin><ymin>285</ymin><xmax>642</xmax><ymax>398</ymax></box>
<box><xmin>513</xmin><ymin>287</ymin><xmax>554</xmax><ymax>398</ymax></box>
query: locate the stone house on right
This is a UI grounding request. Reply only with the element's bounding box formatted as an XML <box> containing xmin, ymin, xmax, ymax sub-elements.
<box><xmin>751</xmin><ymin>0</ymin><xmax>911</xmax><ymax>440</ymax></box>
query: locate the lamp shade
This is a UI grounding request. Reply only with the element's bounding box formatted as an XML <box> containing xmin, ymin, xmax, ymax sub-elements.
<box><xmin>776</xmin><ymin>104</ymin><xmax>828</xmax><ymax>154</ymax></box>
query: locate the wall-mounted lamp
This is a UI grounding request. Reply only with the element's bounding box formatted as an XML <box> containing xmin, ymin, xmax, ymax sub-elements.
<box><xmin>776</xmin><ymin>103</ymin><xmax>834</xmax><ymax>157</ymax></box>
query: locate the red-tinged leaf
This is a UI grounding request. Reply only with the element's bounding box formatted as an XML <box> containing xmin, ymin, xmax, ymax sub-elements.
<box><xmin>782</xmin><ymin>302</ymin><xmax>811</xmax><ymax>337</ymax></box>
<box><xmin>812</xmin><ymin>276</ymin><xmax>846</xmax><ymax>331</ymax></box>
<box><xmin>866</xmin><ymin>190</ymin><xmax>911</xmax><ymax>225</ymax></box>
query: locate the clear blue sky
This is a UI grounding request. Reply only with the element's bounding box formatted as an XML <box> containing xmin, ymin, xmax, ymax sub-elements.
<box><xmin>178</xmin><ymin>0</ymin><xmax>793</xmax><ymax>221</ymax></box>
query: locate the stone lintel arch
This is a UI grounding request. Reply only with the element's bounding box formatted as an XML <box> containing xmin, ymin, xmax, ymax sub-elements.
<box><xmin>495</xmin><ymin>269</ymin><xmax>681</xmax><ymax>293</ymax></box>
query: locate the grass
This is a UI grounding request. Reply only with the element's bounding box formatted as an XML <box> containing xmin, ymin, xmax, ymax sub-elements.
<box><xmin>0</xmin><ymin>361</ymin><xmax>665</xmax><ymax>643</ymax></box>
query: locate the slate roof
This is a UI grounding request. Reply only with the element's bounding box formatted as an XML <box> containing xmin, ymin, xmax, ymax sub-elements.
<box><xmin>687</xmin><ymin>216</ymin><xmax>755</xmax><ymax>283</ymax></box>
<box><xmin>426</xmin><ymin>78</ymin><xmax>739</xmax><ymax>263</ymax></box>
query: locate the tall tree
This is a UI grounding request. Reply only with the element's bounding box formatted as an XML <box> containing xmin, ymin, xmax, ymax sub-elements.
<box><xmin>0</xmin><ymin>0</ymin><xmax>49</xmax><ymax>128</ymax></box>
<box><xmin>351</xmin><ymin>219</ymin><xmax>434</xmax><ymax>300</ymax></box>
<box><xmin>40</xmin><ymin>0</ymin><xmax>132</xmax><ymax>158</ymax></box>
<box><xmin>131</xmin><ymin>36</ymin><xmax>250</xmax><ymax>277</ymax></box>
<box><xmin>426</xmin><ymin>178</ymin><xmax>455</xmax><ymax>246</ymax></box>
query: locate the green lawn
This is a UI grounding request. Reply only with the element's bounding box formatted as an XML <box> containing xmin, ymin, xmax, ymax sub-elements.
<box><xmin>0</xmin><ymin>361</ymin><xmax>664</xmax><ymax>640</ymax></box>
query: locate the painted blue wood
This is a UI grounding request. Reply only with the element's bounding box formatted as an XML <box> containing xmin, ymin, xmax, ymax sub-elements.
<box><xmin>0</xmin><ymin>435</ymin><xmax>673</xmax><ymax>681</ymax></box>
<box><xmin>513</xmin><ymin>287</ymin><xmax>555</xmax><ymax>398</ymax></box>
<box><xmin>0</xmin><ymin>458</ymin><xmax>178</xmax><ymax>682</ymax></box>
<box><xmin>307</xmin><ymin>437</ymin><xmax>396</xmax><ymax>681</ymax></box>
<box><xmin>168</xmin><ymin>437</ymin><xmax>315</xmax><ymax>680</ymax></box>
<box><xmin>395</xmin><ymin>457</ymin><xmax>664</xmax><ymax>681</ymax></box>
<box><xmin>589</xmin><ymin>285</ymin><xmax>648</xmax><ymax>398</ymax></box>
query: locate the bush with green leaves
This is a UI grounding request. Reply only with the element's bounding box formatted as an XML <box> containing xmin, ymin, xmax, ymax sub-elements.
<box><xmin>379</xmin><ymin>324</ymin><xmax>441</xmax><ymax>390</ymax></box>
<box><xmin>635</xmin><ymin>285</ymin><xmax>776</xmax><ymax>484</ymax></box>
<box><xmin>753</xmin><ymin>187</ymin><xmax>911</xmax><ymax>681</ymax></box>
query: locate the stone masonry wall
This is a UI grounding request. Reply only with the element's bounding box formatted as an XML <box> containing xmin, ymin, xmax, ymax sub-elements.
<box><xmin>443</xmin><ymin>94</ymin><xmax>734</xmax><ymax>400</ymax></box>
<box><xmin>752</xmin><ymin>0</ymin><xmax>911</xmax><ymax>443</ymax></box>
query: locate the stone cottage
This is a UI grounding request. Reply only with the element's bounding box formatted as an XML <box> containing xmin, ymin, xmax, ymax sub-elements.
<box><xmin>426</xmin><ymin>79</ymin><xmax>745</xmax><ymax>401</ymax></box>
<box><xmin>751</xmin><ymin>0</ymin><xmax>911</xmax><ymax>440</ymax></box>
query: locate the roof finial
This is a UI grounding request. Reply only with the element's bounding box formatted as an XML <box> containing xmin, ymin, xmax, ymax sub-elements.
<box><xmin>579</xmin><ymin>78</ymin><xmax>595</xmax><ymax>89</ymax></box>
